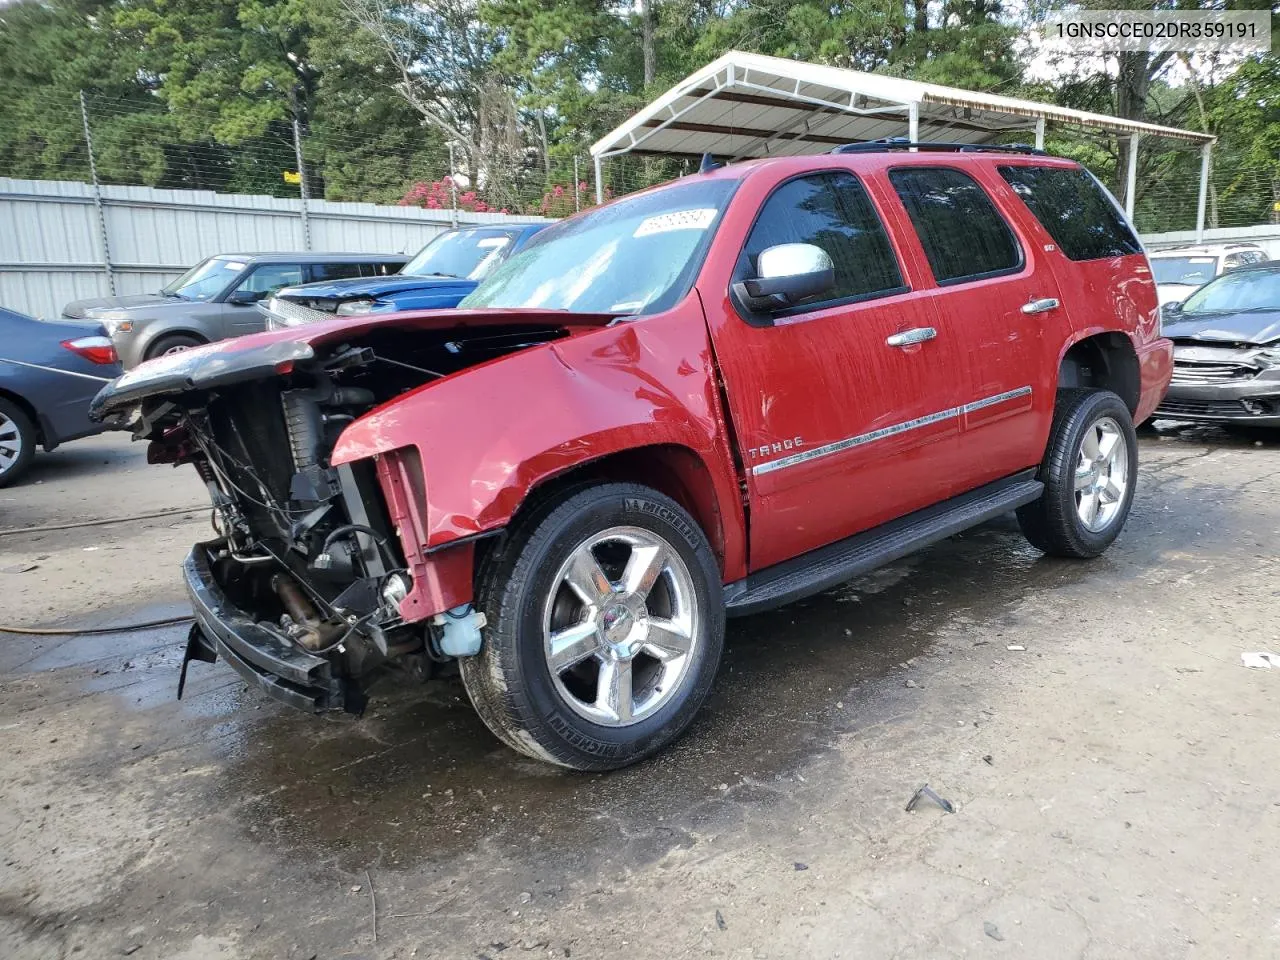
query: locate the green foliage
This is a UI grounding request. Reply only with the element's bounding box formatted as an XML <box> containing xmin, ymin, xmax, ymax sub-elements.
<box><xmin>0</xmin><ymin>0</ymin><xmax>1276</xmax><ymax>229</ymax></box>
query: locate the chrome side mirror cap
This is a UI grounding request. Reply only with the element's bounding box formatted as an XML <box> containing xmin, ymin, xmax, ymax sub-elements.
<box><xmin>733</xmin><ymin>243</ymin><xmax>835</xmax><ymax>313</ymax></box>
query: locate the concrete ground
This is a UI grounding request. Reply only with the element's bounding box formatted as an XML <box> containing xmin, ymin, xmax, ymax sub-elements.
<box><xmin>1</xmin><ymin>426</ymin><xmax>1279</xmax><ymax>960</ymax></box>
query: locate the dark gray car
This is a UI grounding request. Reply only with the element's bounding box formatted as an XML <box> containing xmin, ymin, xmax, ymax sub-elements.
<box><xmin>0</xmin><ymin>307</ymin><xmax>123</xmax><ymax>486</ymax></box>
<box><xmin>1157</xmin><ymin>261</ymin><xmax>1280</xmax><ymax>426</ymax></box>
<box><xmin>63</xmin><ymin>253</ymin><xmax>409</xmax><ymax>368</ymax></box>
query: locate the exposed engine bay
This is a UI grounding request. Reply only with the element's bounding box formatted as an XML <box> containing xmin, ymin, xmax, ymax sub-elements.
<box><xmin>92</xmin><ymin>320</ymin><xmax>574</xmax><ymax>712</ymax></box>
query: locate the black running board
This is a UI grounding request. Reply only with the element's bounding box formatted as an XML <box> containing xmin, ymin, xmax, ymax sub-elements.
<box><xmin>723</xmin><ymin>470</ymin><xmax>1043</xmax><ymax>617</ymax></box>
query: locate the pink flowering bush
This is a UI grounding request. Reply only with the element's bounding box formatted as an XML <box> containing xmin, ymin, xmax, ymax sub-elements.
<box><xmin>538</xmin><ymin>182</ymin><xmax>610</xmax><ymax>217</ymax></box>
<box><xmin>399</xmin><ymin>179</ymin><xmax>494</xmax><ymax>213</ymax></box>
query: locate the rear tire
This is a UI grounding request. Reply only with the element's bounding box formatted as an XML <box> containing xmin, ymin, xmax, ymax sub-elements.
<box><xmin>145</xmin><ymin>333</ymin><xmax>203</xmax><ymax>361</ymax></box>
<box><xmin>1017</xmin><ymin>389</ymin><xmax>1138</xmax><ymax>558</ymax></box>
<box><xmin>0</xmin><ymin>398</ymin><xmax>36</xmax><ymax>488</ymax></box>
<box><xmin>461</xmin><ymin>483</ymin><xmax>724</xmax><ymax>771</ymax></box>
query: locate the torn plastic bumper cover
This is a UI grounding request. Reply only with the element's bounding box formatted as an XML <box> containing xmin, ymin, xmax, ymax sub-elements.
<box><xmin>180</xmin><ymin>541</ymin><xmax>345</xmax><ymax>712</ymax></box>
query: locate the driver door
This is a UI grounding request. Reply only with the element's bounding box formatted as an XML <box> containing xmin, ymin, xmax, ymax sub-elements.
<box><xmin>710</xmin><ymin>170</ymin><xmax>968</xmax><ymax>571</ymax></box>
<box><xmin>220</xmin><ymin>262</ymin><xmax>305</xmax><ymax>336</ymax></box>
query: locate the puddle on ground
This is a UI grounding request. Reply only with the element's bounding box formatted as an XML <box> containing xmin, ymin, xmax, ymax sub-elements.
<box><xmin>17</xmin><ymin>442</ymin><xmax>1259</xmax><ymax>877</ymax></box>
<box><xmin>201</xmin><ymin>519</ymin><xmax>1101</xmax><ymax>871</ymax></box>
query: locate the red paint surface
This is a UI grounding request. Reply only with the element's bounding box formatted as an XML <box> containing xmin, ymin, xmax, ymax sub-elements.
<box><xmin>320</xmin><ymin>151</ymin><xmax>1168</xmax><ymax>619</ymax></box>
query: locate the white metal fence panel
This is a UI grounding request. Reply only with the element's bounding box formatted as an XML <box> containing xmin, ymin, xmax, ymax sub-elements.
<box><xmin>0</xmin><ymin>177</ymin><xmax>547</xmax><ymax>320</ymax></box>
<box><xmin>1141</xmin><ymin>224</ymin><xmax>1280</xmax><ymax>257</ymax></box>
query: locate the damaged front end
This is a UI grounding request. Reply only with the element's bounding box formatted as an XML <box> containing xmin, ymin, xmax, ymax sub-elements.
<box><xmin>91</xmin><ymin>316</ymin><xmax>579</xmax><ymax>713</ymax></box>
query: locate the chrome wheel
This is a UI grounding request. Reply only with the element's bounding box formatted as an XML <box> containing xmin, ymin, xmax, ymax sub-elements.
<box><xmin>1074</xmin><ymin>415</ymin><xmax>1129</xmax><ymax>532</ymax></box>
<box><xmin>543</xmin><ymin>525</ymin><xmax>699</xmax><ymax>727</ymax></box>
<box><xmin>162</xmin><ymin>343</ymin><xmax>192</xmax><ymax>356</ymax></box>
<box><xmin>0</xmin><ymin>410</ymin><xmax>22</xmax><ymax>476</ymax></box>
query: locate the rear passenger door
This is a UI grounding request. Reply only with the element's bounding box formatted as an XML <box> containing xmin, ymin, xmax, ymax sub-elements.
<box><xmin>887</xmin><ymin>165</ymin><xmax>1071</xmax><ymax>490</ymax></box>
<box><xmin>712</xmin><ymin>170</ymin><xmax>970</xmax><ymax>571</ymax></box>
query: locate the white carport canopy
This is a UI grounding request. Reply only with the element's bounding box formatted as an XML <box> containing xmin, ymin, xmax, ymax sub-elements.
<box><xmin>591</xmin><ymin>51</ymin><xmax>1217</xmax><ymax>238</ymax></box>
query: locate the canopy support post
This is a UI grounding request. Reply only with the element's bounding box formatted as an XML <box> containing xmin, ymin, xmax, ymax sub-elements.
<box><xmin>907</xmin><ymin>103</ymin><xmax>919</xmax><ymax>144</ymax></box>
<box><xmin>1034</xmin><ymin>118</ymin><xmax>1045</xmax><ymax>150</ymax></box>
<box><xmin>594</xmin><ymin>154</ymin><xmax>604</xmax><ymax>205</ymax></box>
<box><xmin>1124</xmin><ymin>133</ymin><xmax>1140</xmax><ymax>221</ymax></box>
<box><xmin>1195</xmin><ymin>142</ymin><xmax>1211</xmax><ymax>243</ymax></box>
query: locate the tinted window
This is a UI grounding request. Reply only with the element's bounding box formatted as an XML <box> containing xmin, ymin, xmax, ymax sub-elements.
<box><xmin>309</xmin><ymin>262</ymin><xmax>364</xmax><ymax>283</ymax></box>
<box><xmin>239</xmin><ymin>264</ymin><xmax>304</xmax><ymax>296</ymax></box>
<box><xmin>889</xmin><ymin>168</ymin><xmax>1021</xmax><ymax>284</ymax></box>
<box><xmin>998</xmin><ymin>165</ymin><xmax>1142</xmax><ymax>262</ymax></box>
<box><xmin>739</xmin><ymin>172</ymin><xmax>904</xmax><ymax>308</ymax></box>
<box><xmin>361</xmin><ymin>262</ymin><xmax>402</xmax><ymax>277</ymax></box>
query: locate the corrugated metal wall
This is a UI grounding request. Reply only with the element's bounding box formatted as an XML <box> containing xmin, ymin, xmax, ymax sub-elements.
<box><xmin>0</xmin><ymin>178</ymin><xmax>548</xmax><ymax>320</ymax></box>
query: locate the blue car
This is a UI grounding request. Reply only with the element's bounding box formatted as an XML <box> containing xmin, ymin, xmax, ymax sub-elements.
<box><xmin>261</xmin><ymin>223</ymin><xmax>547</xmax><ymax>328</ymax></box>
<box><xmin>0</xmin><ymin>307</ymin><xmax>124</xmax><ymax>486</ymax></box>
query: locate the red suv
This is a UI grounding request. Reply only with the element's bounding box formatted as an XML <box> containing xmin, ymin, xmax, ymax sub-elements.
<box><xmin>92</xmin><ymin>143</ymin><xmax>1171</xmax><ymax>770</ymax></box>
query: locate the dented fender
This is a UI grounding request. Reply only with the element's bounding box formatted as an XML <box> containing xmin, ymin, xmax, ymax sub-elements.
<box><xmin>330</xmin><ymin>300</ymin><xmax>747</xmax><ymax>613</ymax></box>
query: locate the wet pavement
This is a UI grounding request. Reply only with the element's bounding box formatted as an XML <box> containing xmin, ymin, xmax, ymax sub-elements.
<box><xmin>3</xmin><ymin>425</ymin><xmax>1280</xmax><ymax>958</ymax></box>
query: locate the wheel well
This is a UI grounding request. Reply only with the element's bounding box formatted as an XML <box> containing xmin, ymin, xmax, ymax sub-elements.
<box><xmin>485</xmin><ymin>445</ymin><xmax>728</xmax><ymax>576</ymax></box>
<box><xmin>145</xmin><ymin>330</ymin><xmax>208</xmax><ymax>359</ymax></box>
<box><xmin>1058</xmin><ymin>333</ymin><xmax>1140</xmax><ymax>415</ymax></box>
<box><xmin>0</xmin><ymin>388</ymin><xmax>43</xmax><ymax>445</ymax></box>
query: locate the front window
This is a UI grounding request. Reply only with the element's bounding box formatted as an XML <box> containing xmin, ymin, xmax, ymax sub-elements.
<box><xmin>403</xmin><ymin>228</ymin><xmax>519</xmax><ymax>280</ymax></box>
<box><xmin>1181</xmin><ymin>269</ymin><xmax>1280</xmax><ymax>315</ymax></box>
<box><xmin>463</xmin><ymin>180</ymin><xmax>737</xmax><ymax>316</ymax></box>
<box><xmin>162</xmin><ymin>257</ymin><xmax>249</xmax><ymax>301</ymax></box>
<box><xmin>1150</xmin><ymin>256</ymin><xmax>1218</xmax><ymax>287</ymax></box>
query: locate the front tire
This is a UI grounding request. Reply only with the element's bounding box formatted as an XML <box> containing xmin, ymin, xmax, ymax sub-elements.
<box><xmin>461</xmin><ymin>483</ymin><xmax>725</xmax><ymax>771</ymax></box>
<box><xmin>1017</xmin><ymin>389</ymin><xmax>1138</xmax><ymax>558</ymax></box>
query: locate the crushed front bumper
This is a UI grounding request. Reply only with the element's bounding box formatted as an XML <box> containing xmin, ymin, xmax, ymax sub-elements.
<box><xmin>181</xmin><ymin>541</ymin><xmax>346</xmax><ymax>712</ymax></box>
<box><xmin>1157</xmin><ymin>370</ymin><xmax>1280</xmax><ymax>426</ymax></box>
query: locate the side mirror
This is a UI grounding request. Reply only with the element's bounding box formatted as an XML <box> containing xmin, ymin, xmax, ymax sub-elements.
<box><xmin>1162</xmin><ymin>300</ymin><xmax>1183</xmax><ymax>317</ymax></box>
<box><xmin>733</xmin><ymin>243</ymin><xmax>835</xmax><ymax>313</ymax></box>
<box><xmin>226</xmin><ymin>289</ymin><xmax>263</xmax><ymax>306</ymax></box>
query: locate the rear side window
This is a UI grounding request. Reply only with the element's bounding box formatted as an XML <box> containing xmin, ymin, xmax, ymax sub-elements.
<box><xmin>740</xmin><ymin>172</ymin><xmax>905</xmax><ymax>310</ymax></box>
<box><xmin>362</xmin><ymin>262</ymin><xmax>401</xmax><ymax>277</ymax></box>
<box><xmin>998</xmin><ymin>165</ymin><xmax>1142</xmax><ymax>262</ymax></box>
<box><xmin>309</xmin><ymin>262</ymin><xmax>364</xmax><ymax>283</ymax></box>
<box><xmin>888</xmin><ymin>168</ymin><xmax>1022</xmax><ymax>284</ymax></box>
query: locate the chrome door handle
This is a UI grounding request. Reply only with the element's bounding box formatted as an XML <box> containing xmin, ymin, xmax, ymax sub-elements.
<box><xmin>1021</xmin><ymin>297</ymin><xmax>1061</xmax><ymax>315</ymax></box>
<box><xmin>886</xmin><ymin>327</ymin><xmax>937</xmax><ymax>347</ymax></box>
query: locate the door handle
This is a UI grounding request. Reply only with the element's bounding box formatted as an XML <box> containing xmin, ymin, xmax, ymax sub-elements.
<box><xmin>886</xmin><ymin>327</ymin><xmax>937</xmax><ymax>347</ymax></box>
<box><xmin>1021</xmin><ymin>297</ymin><xmax>1061</xmax><ymax>315</ymax></box>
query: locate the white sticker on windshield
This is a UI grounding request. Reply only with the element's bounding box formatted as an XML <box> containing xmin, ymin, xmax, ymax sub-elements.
<box><xmin>633</xmin><ymin>208</ymin><xmax>717</xmax><ymax>238</ymax></box>
<box><xmin>478</xmin><ymin>237</ymin><xmax>510</xmax><ymax>249</ymax></box>
<box><xmin>223</xmin><ymin>261</ymin><xmax>247</xmax><ymax>272</ymax></box>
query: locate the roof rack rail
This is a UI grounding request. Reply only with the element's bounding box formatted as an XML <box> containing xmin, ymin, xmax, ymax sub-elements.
<box><xmin>830</xmin><ymin>137</ymin><xmax>1048</xmax><ymax>156</ymax></box>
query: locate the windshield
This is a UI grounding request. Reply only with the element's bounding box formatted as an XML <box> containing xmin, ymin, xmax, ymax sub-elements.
<box><xmin>1151</xmin><ymin>255</ymin><xmax>1217</xmax><ymax>287</ymax></box>
<box><xmin>1181</xmin><ymin>269</ymin><xmax>1280</xmax><ymax>315</ymax></box>
<box><xmin>162</xmin><ymin>257</ymin><xmax>249</xmax><ymax>301</ymax></box>
<box><xmin>461</xmin><ymin>180</ymin><xmax>738</xmax><ymax>316</ymax></box>
<box><xmin>403</xmin><ymin>228</ymin><xmax>519</xmax><ymax>280</ymax></box>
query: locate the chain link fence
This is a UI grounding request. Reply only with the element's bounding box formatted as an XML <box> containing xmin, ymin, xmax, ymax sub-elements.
<box><xmin>4</xmin><ymin>90</ymin><xmax>1278</xmax><ymax>236</ymax></box>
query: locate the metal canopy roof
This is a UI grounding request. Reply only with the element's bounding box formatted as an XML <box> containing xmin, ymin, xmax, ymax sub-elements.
<box><xmin>590</xmin><ymin>50</ymin><xmax>1214</xmax><ymax>164</ymax></box>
